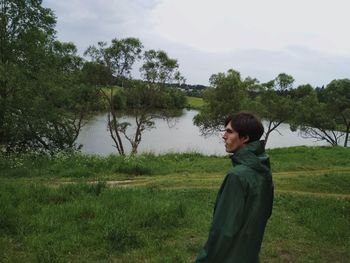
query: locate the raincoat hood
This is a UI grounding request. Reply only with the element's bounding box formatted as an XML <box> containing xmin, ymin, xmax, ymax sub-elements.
<box><xmin>230</xmin><ymin>140</ymin><xmax>270</xmax><ymax>174</ymax></box>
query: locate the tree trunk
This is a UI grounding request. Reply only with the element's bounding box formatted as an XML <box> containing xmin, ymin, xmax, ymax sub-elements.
<box><xmin>344</xmin><ymin>125</ymin><xmax>349</xmax><ymax>147</ymax></box>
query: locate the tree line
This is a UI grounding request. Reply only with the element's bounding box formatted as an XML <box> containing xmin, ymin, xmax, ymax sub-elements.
<box><xmin>0</xmin><ymin>0</ymin><xmax>186</xmax><ymax>155</ymax></box>
<box><xmin>194</xmin><ymin>70</ymin><xmax>350</xmax><ymax>147</ymax></box>
<box><xmin>1</xmin><ymin>1</ymin><xmax>348</xmax><ymax>156</ymax></box>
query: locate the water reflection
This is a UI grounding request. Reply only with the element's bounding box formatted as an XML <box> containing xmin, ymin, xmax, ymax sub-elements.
<box><xmin>77</xmin><ymin>109</ymin><xmax>327</xmax><ymax>156</ymax></box>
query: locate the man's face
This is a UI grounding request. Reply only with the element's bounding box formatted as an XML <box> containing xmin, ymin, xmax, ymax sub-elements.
<box><xmin>222</xmin><ymin>122</ymin><xmax>249</xmax><ymax>153</ymax></box>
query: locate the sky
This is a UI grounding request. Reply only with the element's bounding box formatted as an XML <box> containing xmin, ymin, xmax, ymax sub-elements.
<box><xmin>42</xmin><ymin>0</ymin><xmax>350</xmax><ymax>87</ymax></box>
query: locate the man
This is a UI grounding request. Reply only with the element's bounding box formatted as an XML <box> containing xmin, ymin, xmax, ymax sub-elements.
<box><xmin>195</xmin><ymin>112</ymin><xmax>274</xmax><ymax>263</ymax></box>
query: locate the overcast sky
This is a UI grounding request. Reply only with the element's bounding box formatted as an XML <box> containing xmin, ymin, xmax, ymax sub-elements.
<box><xmin>43</xmin><ymin>0</ymin><xmax>350</xmax><ymax>87</ymax></box>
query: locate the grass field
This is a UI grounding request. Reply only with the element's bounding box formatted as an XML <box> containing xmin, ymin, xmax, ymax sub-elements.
<box><xmin>186</xmin><ymin>96</ymin><xmax>204</xmax><ymax>109</ymax></box>
<box><xmin>1</xmin><ymin>147</ymin><xmax>349</xmax><ymax>262</ymax></box>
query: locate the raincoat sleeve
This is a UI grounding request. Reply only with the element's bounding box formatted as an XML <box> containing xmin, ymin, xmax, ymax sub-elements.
<box><xmin>195</xmin><ymin>174</ymin><xmax>246</xmax><ymax>263</ymax></box>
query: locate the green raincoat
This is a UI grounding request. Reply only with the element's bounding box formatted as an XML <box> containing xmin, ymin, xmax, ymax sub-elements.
<box><xmin>195</xmin><ymin>140</ymin><xmax>274</xmax><ymax>263</ymax></box>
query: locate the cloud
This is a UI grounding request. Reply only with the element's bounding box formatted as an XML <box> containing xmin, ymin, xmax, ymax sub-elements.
<box><xmin>42</xmin><ymin>0</ymin><xmax>350</xmax><ymax>86</ymax></box>
<box><xmin>150</xmin><ymin>41</ymin><xmax>350</xmax><ymax>87</ymax></box>
<box><xmin>43</xmin><ymin>0</ymin><xmax>160</xmax><ymax>52</ymax></box>
<box><xmin>152</xmin><ymin>0</ymin><xmax>350</xmax><ymax>55</ymax></box>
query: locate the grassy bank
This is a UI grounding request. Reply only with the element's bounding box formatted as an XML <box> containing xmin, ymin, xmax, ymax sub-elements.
<box><xmin>0</xmin><ymin>146</ymin><xmax>349</xmax><ymax>262</ymax></box>
<box><xmin>1</xmin><ymin>146</ymin><xmax>348</xmax><ymax>179</ymax></box>
<box><xmin>186</xmin><ymin>96</ymin><xmax>204</xmax><ymax>109</ymax></box>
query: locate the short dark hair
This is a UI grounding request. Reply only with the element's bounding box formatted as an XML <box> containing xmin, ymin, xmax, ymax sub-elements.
<box><xmin>224</xmin><ymin>112</ymin><xmax>264</xmax><ymax>143</ymax></box>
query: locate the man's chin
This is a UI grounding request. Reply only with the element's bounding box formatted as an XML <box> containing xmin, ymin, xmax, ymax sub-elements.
<box><xmin>225</xmin><ymin>148</ymin><xmax>234</xmax><ymax>153</ymax></box>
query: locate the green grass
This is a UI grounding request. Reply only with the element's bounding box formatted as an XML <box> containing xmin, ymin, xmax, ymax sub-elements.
<box><xmin>1</xmin><ymin>146</ymin><xmax>348</xmax><ymax>180</ymax></box>
<box><xmin>0</xmin><ymin>183</ymin><xmax>211</xmax><ymax>262</ymax></box>
<box><xmin>275</xmin><ymin>171</ymin><xmax>350</xmax><ymax>195</ymax></box>
<box><xmin>1</xmin><ymin>146</ymin><xmax>350</xmax><ymax>262</ymax></box>
<box><xmin>100</xmin><ymin>86</ymin><xmax>122</xmax><ymax>96</ymax></box>
<box><xmin>267</xmin><ymin>146</ymin><xmax>350</xmax><ymax>171</ymax></box>
<box><xmin>186</xmin><ymin>96</ymin><xmax>204</xmax><ymax>109</ymax></box>
<box><xmin>261</xmin><ymin>193</ymin><xmax>350</xmax><ymax>262</ymax></box>
<box><xmin>0</xmin><ymin>184</ymin><xmax>349</xmax><ymax>262</ymax></box>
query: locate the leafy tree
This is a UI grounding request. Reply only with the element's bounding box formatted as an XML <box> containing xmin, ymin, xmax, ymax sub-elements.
<box><xmin>274</xmin><ymin>73</ymin><xmax>295</xmax><ymax>93</ymax></box>
<box><xmin>84</xmin><ymin>37</ymin><xmax>143</xmax><ymax>155</ymax></box>
<box><xmin>122</xmin><ymin>50</ymin><xmax>185</xmax><ymax>154</ymax></box>
<box><xmin>85</xmin><ymin>40</ymin><xmax>185</xmax><ymax>155</ymax></box>
<box><xmin>81</xmin><ymin>61</ymin><xmax>113</xmax><ymax>87</ymax></box>
<box><xmin>323</xmin><ymin>79</ymin><xmax>350</xmax><ymax>147</ymax></box>
<box><xmin>257</xmin><ymin>75</ymin><xmax>295</xmax><ymax>144</ymax></box>
<box><xmin>0</xmin><ymin>0</ymin><xmax>55</xmax><ymax>152</ymax></box>
<box><xmin>140</xmin><ymin>49</ymin><xmax>185</xmax><ymax>85</ymax></box>
<box><xmin>193</xmin><ymin>70</ymin><xmax>295</xmax><ymax>146</ymax></box>
<box><xmin>38</xmin><ymin>42</ymin><xmax>100</xmax><ymax>151</ymax></box>
<box><xmin>193</xmin><ymin>69</ymin><xmax>248</xmax><ymax>135</ymax></box>
<box><xmin>246</xmin><ymin>73</ymin><xmax>295</xmax><ymax>145</ymax></box>
<box><xmin>0</xmin><ymin>1</ymin><xmax>97</xmax><ymax>154</ymax></box>
<box><xmin>291</xmin><ymin>85</ymin><xmax>344</xmax><ymax>146</ymax></box>
<box><xmin>290</xmin><ymin>84</ymin><xmax>314</xmax><ymax>99</ymax></box>
<box><xmin>84</xmin><ymin>38</ymin><xmax>143</xmax><ymax>86</ymax></box>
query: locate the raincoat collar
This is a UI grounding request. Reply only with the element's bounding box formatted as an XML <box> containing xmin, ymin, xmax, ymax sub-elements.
<box><xmin>230</xmin><ymin>140</ymin><xmax>268</xmax><ymax>172</ymax></box>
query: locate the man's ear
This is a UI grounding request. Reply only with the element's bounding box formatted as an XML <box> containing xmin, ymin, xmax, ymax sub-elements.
<box><xmin>242</xmin><ymin>135</ymin><xmax>250</xmax><ymax>144</ymax></box>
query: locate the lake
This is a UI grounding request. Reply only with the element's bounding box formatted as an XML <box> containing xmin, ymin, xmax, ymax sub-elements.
<box><xmin>77</xmin><ymin>109</ymin><xmax>327</xmax><ymax>156</ymax></box>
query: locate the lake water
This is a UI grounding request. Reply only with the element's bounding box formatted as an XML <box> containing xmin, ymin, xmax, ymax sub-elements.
<box><xmin>77</xmin><ymin>109</ymin><xmax>328</xmax><ymax>156</ymax></box>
